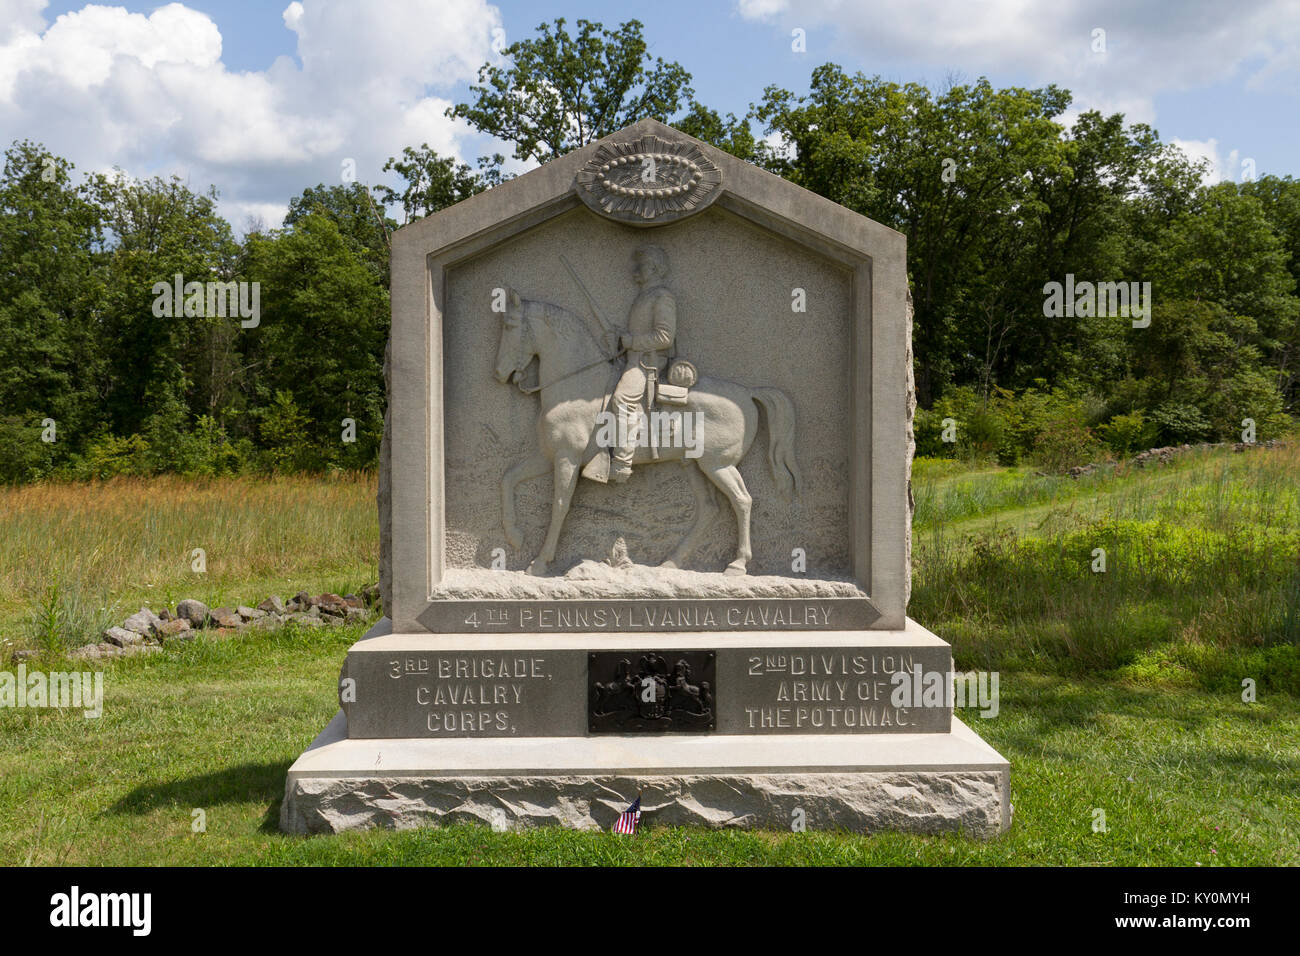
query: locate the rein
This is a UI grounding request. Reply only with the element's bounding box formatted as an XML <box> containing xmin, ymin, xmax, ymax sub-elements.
<box><xmin>511</xmin><ymin>307</ymin><xmax>624</xmax><ymax>395</ymax></box>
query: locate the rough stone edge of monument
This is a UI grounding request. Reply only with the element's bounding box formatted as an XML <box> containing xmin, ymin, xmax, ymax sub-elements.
<box><xmin>904</xmin><ymin>285</ymin><xmax>915</xmax><ymax>608</ymax></box>
<box><xmin>279</xmin><ymin>710</ymin><xmax>1010</xmax><ymax>838</ymax></box>
<box><xmin>281</xmin><ymin>769</ymin><xmax>1008</xmax><ymax>838</ymax></box>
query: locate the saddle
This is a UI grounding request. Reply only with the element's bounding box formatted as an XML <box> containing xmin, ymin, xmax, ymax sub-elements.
<box><xmin>580</xmin><ymin>358</ymin><xmax>697</xmax><ymax>483</ymax></box>
<box><xmin>655</xmin><ymin>359</ymin><xmax>696</xmax><ymax>405</ymax></box>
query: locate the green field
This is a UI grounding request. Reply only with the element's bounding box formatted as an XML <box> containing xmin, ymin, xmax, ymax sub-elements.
<box><xmin>2</xmin><ymin>444</ymin><xmax>1298</xmax><ymax>865</ymax></box>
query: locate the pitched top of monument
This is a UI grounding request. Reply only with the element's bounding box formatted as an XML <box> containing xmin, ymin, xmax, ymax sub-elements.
<box><xmin>392</xmin><ymin>117</ymin><xmax>904</xmax><ymax>258</ymax></box>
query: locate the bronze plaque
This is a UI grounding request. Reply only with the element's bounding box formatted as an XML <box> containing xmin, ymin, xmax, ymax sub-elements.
<box><xmin>588</xmin><ymin>650</ymin><xmax>715</xmax><ymax>734</ymax></box>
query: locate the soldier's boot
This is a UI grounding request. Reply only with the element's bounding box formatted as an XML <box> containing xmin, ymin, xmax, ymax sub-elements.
<box><xmin>610</xmin><ymin>403</ymin><xmax>640</xmax><ymax>483</ymax></box>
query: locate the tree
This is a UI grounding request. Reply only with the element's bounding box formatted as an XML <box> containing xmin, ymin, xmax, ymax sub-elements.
<box><xmin>376</xmin><ymin>145</ymin><xmax>491</xmax><ymax>225</ymax></box>
<box><xmin>1242</xmin><ymin>175</ymin><xmax>1300</xmax><ymax>293</ymax></box>
<box><xmin>0</xmin><ymin>141</ymin><xmax>105</xmax><ymax>472</ymax></box>
<box><xmin>1239</xmin><ymin>174</ymin><xmax>1300</xmax><ymax>403</ymax></box>
<box><xmin>674</xmin><ymin>101</ymin><xmax>765</xmax><ymax>164</ymax></box>
<box><xmin>286</xmin><ymin>181</ymin><xmax>395</xmax><ymax>281</ymax></box>
<box><xmin>240</xmin><ymin>213</ymin><xmax>388</xmax><ymax>469</ymax></box>
<box><xmin>448</xmin><ymin>18</ymin><xmax>694</xmax><ymax>165</ymax></box>
<box><xmin>86</xmin><ymin>171</ymin><xmax>240</xmax><ymax>447</ymax></box>
<box><xmin>754</xmin><ymin>70</ymin><xmax>1079</xmax><ymax>401</ymax></box>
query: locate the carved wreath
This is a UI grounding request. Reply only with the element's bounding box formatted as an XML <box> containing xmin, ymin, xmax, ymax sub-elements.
<box><xmin>575</xmin><ymin>134</ymin><xmax>723</xmax><ymax>226</ymax></box>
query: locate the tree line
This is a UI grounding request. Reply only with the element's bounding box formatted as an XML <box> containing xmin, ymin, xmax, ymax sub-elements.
<box><xmin>2</xmin><ymin>18</ymin><xmax>1297</xmax><ymax>482</ymax></box>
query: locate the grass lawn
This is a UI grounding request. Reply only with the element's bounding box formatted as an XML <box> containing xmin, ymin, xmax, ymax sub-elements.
<box><xmin>3</xmin><ymin>622</ymin><xmax>1295</xmax><ymax>866</ymax></box>
<box><xmin>2</xmin><ymin>443</ymin><xmax>1298</xmax><ymax>865</ymax></box>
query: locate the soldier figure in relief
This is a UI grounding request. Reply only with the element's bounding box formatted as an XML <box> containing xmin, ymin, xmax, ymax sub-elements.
<box><xmin>609</xmin><ymin>244</ymin><xmax>676</xmax><ymax>482</ymax></box>
<box><xmin>496</xmin><ymin>241</ymin><xmax>799</xmax><ymax>576</ymax></box>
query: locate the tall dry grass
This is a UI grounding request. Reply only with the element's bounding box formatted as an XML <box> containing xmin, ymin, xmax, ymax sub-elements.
<box><xmin>0</xmin><ymin>473</ymin><xmax>378</xmax><ymax>645</ymax></box>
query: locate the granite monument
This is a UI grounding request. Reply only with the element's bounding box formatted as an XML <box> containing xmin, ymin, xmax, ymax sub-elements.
<box><xmin>280</xmin><ymin>119</ymin><xmax>1010</xmax><ymax>837</ymax></box>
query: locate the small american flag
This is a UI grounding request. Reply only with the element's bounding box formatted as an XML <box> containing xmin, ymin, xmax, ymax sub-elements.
<box><xmin>613</xmin><ymin>795</ymin><xmax>642</xmax><ymax>835</ymax></box>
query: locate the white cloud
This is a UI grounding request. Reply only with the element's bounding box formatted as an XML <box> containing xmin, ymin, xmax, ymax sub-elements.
<box><xmin>735</xmin><ymin>0</ymin><xmax>790</xmax><ymax>17</ymax></box>
<box><xmin>761</xmin><ymin>128</ymin><xmax>792</xmax><ymax>162</ymax></box>
<box><xmin>0</xmin><ymin>0</ymin><xmax>504</xmax><ymax>229</ymax></box>
<box><xmin>736</xmin><ymin>0</ymin><xmax>1300</xmax><ymax>125</ymax></box>
<box><xmin>0</xmin><ymin>3</ymin><xmax>221</xmax><ymax>98</ymax></box>
<box><xmin>0</xmin><ymin>0</ymin><xmax>47</xmax><ymax>41</ymax></box>
<box><xmin>1170</xmin><ymin>138</ymin><xmax>1248</xmax><ymax>185</ymax></box>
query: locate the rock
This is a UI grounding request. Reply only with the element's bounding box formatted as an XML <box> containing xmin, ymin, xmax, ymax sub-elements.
<box><xmin>237</xmin><ymin>605</ymin><xmax>265</xmax><ymax>620</ymax></box>
<box><xmin>315</xmin><ymin>593</ymin><xmax>348</xmax><ymax>617</ymax></box>
<box><xmin>102</xmin><ymin>626</ymin><xmax>143</xmax><ymax>648</ymax></box>
<box><xmin>155</xmin><ymin>619</ymin><xmax>193</xmax><ymax>641</ymax></box>
<box><xmin>361</xmin><ymin>584</ymin><xmax>380</xmax><ymax>607</ymax></box>
<box><xmin>175</xmin><ymin>599</ymin><xmax>210</xmax><ymax>627</ymax></box>
<box><xmin>344</xmin><ymin>606</ymin><xmax>367</xmax><ymax>622</ymax></box>
<box><xmin>122</xmin><ymin>607</ymin><xmax>162</xmax><ymax>636</ymax></box>
<box><xmin>257</xmin><ymin>595</ymin><xmax>286</xmax><ymax>614</ymax></box>
<box><xmin>123</xmin><ymin>644</ymin><xmax>163</xmax><ymax>656</ymax></box>
<box><xmin>343</xmin><ymin>594</ymin><xmax>362</xmax><ymax>609</ymax></box>
<box><xmin>288</xmin><ymin>613</ymin><xmax>325</xmax><ymax>628</ymax></box>
<box><xmin>252</xmin><ymin>614</ymin><xmax>285</xmax><ymax>631</ymax></box>
<box><xmin>11</xmin><ymin>649</ymin><xmax>38</xmax><ymax>663</ymax></box>
<box><xmin>209</xmin><ymin>607</ymin><xmax>242</xmax><ymax>628</ymax></box>
<box><xmin>289</xmin><ymin>590</ymin><xmax>313</xmax><ymax>611</ymax></box>
<box><xmin>69</xmin><ymin>643</ymin><xmax>117</xmax><ymax>660</ymax></box>
<box><xmin>158</xmin><ymin>607</ymin><xmax>172</xmax><ymax>621</ymax></box>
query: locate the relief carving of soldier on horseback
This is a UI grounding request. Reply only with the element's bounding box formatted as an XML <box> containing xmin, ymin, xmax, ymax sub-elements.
<box><xmin>494</xmin><ymin>243</ymin><xmax>800</xmax><ymax>577</ymax></box>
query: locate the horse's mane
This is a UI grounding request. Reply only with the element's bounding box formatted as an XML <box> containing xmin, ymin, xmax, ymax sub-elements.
<box><xmin>524</xmin><ymin>297</ymin><xmax>605</xmax><ymax>358</ymax></box>
<box><xmin>527</xmin><ymin>298</ymin><xmax>583</xmax><ymax>335</ymax></box>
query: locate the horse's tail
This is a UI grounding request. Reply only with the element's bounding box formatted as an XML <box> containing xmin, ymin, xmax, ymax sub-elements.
<box><xmin>751</xmin><ymin>387</ymin><xmax>800</xmax><ymax>499</ymax></box>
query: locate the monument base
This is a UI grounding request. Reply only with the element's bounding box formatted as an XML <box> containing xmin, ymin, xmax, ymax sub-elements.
<box><xmin>280</xmin><ymin>710</ymin><xmax>1010</xmax><ymax>837</ymax></box>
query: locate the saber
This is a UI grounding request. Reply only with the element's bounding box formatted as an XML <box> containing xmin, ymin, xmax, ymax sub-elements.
<box><xmin>559</xmin><ymin>254</ymin><xmax>618</xmax><ymax>356</ymax></box>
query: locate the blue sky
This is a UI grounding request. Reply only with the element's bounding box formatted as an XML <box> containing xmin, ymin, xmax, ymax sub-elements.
<box><xmin>5</xmin><ymin>0</ymin><xmax>1297</xmax><ymax>229</ymax></box>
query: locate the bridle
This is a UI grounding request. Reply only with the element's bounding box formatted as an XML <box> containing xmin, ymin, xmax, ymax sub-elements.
<box><xmin>507</xmin><ymin>304</ymin><xmax>624</xmax><ymax>396</ymax></box>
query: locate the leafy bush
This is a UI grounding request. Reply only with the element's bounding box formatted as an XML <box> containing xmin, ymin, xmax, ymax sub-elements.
<box><xmin>1097</xmin><ymin>411</ymin><xmax>1158</xmax><ymax>456</ymax></box>
<box><xmin>257</xmin><ymin>390</ymin><xmax>319</xmax><ymax>473</ymax></box>
<box><xmin>922</xmin><ymin>386</ymin><xmax>989</xmax><ymax>461</ymax></box>
<box><xmin>172</xmin><ymin>415</ymin><xmax>247</xmax><ymax>477</ymax></box>
<box><xmin>0</xmin><ymin>416</ymin><xmax>55</xmax><ymax>484</ymax></box>
<box><xmin>914</xmin><ymin>407</ymin><xmax>952</xmax><ymax>458</ymax></box>
<box><xmin>1147</xmin><ymin>402</ymin><xmax>1213</xmax><ymax>445</ymax></box>
<box><xmin>964</xmin><ymin>408</ymin><xmax>1006</xmax><ymax>459</ymax></box>
<box><xmin>1030</xmin><ymin>418</ymin><xmax>1108</xmax><ymax>474</ymax></box>
<box><xmin>83</xmin><ymin>433</ymin><xmax>151</xmax><ymax>479</ymax></box>
<box><xmin>1208</xmin><ymin>367</ymin><xmax>1293</xmax><ymax>441</ymax></box>
<box><xmin>918</xmin><ymin>382</ymin><xmax>1110</xmax><ymax>467</ymax></box>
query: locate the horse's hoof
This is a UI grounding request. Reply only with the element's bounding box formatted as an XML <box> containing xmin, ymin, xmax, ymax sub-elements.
<box><xmin>723</xmin><ymin>560</ymin><xmax>747</xmax><ymax>576</ymax></box>
<box><xmin>527</xmin><ymin>559</ymin><xmax>548</xmax><ymax>576</ymax></box>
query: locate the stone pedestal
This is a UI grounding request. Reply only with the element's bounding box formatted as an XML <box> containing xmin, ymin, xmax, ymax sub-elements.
<box><xmin>280</xmin><ymin>619</ymin><xmax>1011</xmax><ymax>837</ymax></box>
